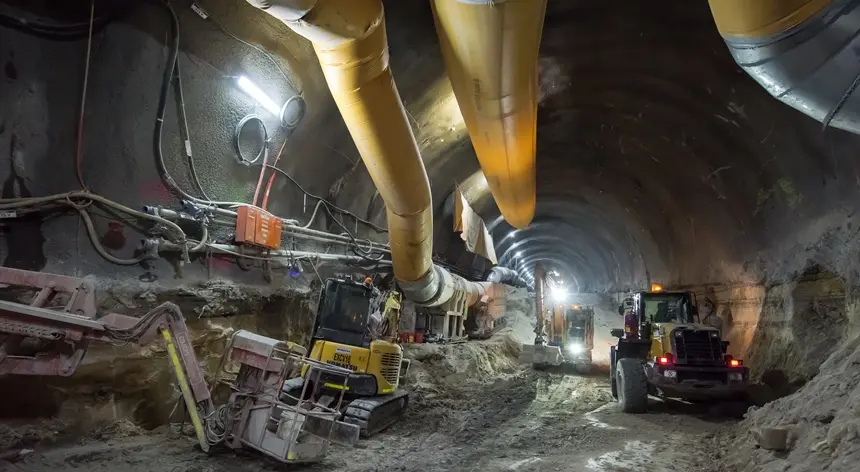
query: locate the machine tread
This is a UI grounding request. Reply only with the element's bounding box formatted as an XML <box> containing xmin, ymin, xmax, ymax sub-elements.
<box><xmin>342</xmin><ymin>390</ymin><xmax>408</xmax><ymax>437</ymax></box>
<box><xmin>617</xmin><ymin>358</ymin><xmax>648</xmax><ymax>413</ymax></box>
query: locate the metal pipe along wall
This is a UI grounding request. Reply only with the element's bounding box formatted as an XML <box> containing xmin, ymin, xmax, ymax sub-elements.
<box><xmin>708</xmin><ymin>0</ymin><xmax>860</xmax><ymax>134</ymax></box>
<box><xmin>431</xmin><ymin>0</ymin><xmax>548</xmax><ymax>229</ymax></box>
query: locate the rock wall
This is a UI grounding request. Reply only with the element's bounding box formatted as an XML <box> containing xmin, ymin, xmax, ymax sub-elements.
<box><xmin>684</xmin><ymin>268</ymin><xmax>855</xmax><ymax>384</ymax></box>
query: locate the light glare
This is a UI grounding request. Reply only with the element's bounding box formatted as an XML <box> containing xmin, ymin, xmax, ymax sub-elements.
<box><xmin>237</xmin><ymin>75</ymin><xmax>281</xmax><ymax>116</ymax></box>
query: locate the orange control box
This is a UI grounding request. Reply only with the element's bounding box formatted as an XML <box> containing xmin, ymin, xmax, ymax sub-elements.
<box><xmin>235</xmin><ymin>205</ymin><xmax>283</xmax><ymax>250</ymax></box>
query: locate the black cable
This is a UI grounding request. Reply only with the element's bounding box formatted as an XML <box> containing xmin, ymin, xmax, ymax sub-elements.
<box><xmin>264</xmin><ymin>164</ymin><xmax>387</xmax><ymax>233</ymax></box>
<box><xmin>173</xmin><ymin>58</ymin><xmax>211</xmax><ymax>200</ymax></box>
<box><xmin>258</xmin><ymin>166</ymin><xmax>385</xmax><ymax>261</ymax></box>
<box><xmin>316</xmin><ymin>201</ymin><xmax>385</xmax><ymax>261</ymax></box>
<box><xmin>235</xmin><ymin>115</ymin><xmax>268</xmax><ymax>165</ymax></box>
<box><xmin>152</xmin><ymin>0</ymin><xmax>196</xmax><ymax>202</ymax></box>
<box><xmin>151</xmin><ymin>0</ymin><xmax>248</xmax><ymax>208</ymax></box>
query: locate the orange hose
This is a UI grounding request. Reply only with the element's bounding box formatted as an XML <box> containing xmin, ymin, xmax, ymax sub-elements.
<box><xmin>261</xmin><ymin>139</ymin><xmax>288</xmax><ymax>210</ymax></box>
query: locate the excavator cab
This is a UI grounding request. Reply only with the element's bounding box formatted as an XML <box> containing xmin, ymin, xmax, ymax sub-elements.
<box><xmin>313</xmin><ymin>277</ymin><xmax>374</xmax><ymax>349</ymax></box>
<box><xmin>287</xmin><ymin>277</ymin><xmax>409</xmax><ymax>437</ymax></box>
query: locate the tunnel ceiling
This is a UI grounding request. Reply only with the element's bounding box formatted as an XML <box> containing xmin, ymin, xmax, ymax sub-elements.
<box><xmin>348</xmin><ymin>0</ymin><xmax>860</xmax><ymax>292</ymax></box>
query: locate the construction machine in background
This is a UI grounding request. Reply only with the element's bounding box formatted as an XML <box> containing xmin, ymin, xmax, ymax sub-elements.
<box><xmin>551</xmin><ymin>304</ymin><xmax>595</xmax><ymax>372</ymax></box>
<box><xmin>609</xmin><ymin>285</ymin><xmax>749</xmax><ymax>413</ymax></box>
<box><xmin>522</xmin><ymin>263</ymin><xmax>594</xmax><ymax>373</ymax></box>
<box><xmin>282</xmin><ymin>276</ymin><xmax>409</xmax><ymax>437</ymax></box>
<box><xmin>0</xmin><ymin>266</ymin><xmax>357</xmax><ymax>463</ymax></box>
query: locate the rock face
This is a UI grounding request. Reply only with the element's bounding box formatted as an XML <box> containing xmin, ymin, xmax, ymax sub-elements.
<box><xmin>721</xmin><ymin>334</ymin><xmax>860</xmax><ymax>472</ymax></box>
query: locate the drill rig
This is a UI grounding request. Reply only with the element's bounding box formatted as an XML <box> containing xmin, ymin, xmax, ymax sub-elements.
<box><xmin>0</xmin><ymin>266</ymin><xmax>355</xmax><ymax>463</ymax></box>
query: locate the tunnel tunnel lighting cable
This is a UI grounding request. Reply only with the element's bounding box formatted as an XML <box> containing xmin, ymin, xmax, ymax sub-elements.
<box><xmin>74</xmin><ymin>0</ymin><xmax>96</xmax><ymax>192</ymax></box>
<box><xmin>151</xmin><ymin>0</ymin><xmax>258</xmax><ymax>209</ymax></box>
<box><xmin>78</xmin><ymin>208</ymin><xmax>148</xmax><ymax>265</ymax></box>
<box><xmin>264</xmin><ymin>164</ymin><xmax>387</xmax><ymax>234</ymax></box>
<box><xmin>173</xmin><ymin>58</ymin><xmax>211</xmax><ymax>201</ymax></box>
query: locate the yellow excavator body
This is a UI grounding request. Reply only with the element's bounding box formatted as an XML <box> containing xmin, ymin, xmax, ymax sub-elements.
<box><xmin>309</xmin><ymin>338</ymin><xmax>402</xmax><ymax>395</ymax></box>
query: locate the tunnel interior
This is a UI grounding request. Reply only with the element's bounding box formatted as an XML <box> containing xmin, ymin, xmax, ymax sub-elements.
<box><xmin>2</xmin><ymin>0</ymin><xmax>860</xmax><ymax>470</ymax></box>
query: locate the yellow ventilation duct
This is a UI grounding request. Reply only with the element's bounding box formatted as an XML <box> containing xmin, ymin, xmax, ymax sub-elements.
<box><xmin>247</xmin><ymin>0</ymin><xmax>490</xmax><ymax>306</ymax></box>
<box><xmin>431</xmin><ymin>0</ymin><xmax>548</xmax><ymax>229</ymax></box>
<box><xmin>247</xmin><ymin>0</ymin><xmax>433</xmax><ymax>293</ymax></box>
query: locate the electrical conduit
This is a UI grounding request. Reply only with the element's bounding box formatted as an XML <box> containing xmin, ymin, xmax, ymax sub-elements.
<box><xmin>708</xmin><ymin>0</ymin><xmax>860</xmax><ymax>133</ymax></box>
<box><xmin>246</xmin><ymin>0</ymin><xmax>476</xmax><ymax>305</ymax></box>
<box><xmin>431</xmin><ymin>0</ymin><xmax>547</xmax><ymax>229</ymax></box>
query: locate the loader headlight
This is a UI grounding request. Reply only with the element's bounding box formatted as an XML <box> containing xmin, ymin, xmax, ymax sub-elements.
<box><xmin>567</xmin><ymin>343</ymin><xmax>584</xmax><ymax>355</ymax></box>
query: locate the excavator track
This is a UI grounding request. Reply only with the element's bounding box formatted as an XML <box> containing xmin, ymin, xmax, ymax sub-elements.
<box><xmin>342</xmin><ymin>390</ymin><xmax>409</xmax><ymax>437</ymax></box>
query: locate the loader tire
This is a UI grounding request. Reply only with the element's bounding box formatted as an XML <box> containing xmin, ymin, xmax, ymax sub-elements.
<box><xmin>610</xmin><ymin>347</ymin><xmax>618</xmax><ymax>399</ymax></box>
<box><xmin>616</xmin><ymin>358</ymin><xmax>647</xmax><ymax>413</ymax></box>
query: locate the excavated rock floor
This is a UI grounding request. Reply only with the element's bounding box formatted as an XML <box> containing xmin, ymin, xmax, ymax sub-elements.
<box><xmin>1</xmin><ymin>330</ymin><xmax>734</xmax><ymax>472</ymax></box>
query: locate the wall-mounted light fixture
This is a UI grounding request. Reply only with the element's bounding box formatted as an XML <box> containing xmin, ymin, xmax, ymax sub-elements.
<box><xmin>237</xmin><ymin>75</ymin><xmax>305</xmax><ymax>130</ymax></box>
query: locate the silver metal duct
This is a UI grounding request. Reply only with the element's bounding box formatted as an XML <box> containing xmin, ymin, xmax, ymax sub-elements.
<box><xmin>712</xmin><ymin>0</ymin><xmax>860</xmax><ymax>133</ymax></box>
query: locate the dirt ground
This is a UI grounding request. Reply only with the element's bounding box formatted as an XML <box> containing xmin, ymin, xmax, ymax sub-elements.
<box><xmin>1</xmin><ymin>333</ymin><xmax>736</xmax><ymax>472</ymax></box>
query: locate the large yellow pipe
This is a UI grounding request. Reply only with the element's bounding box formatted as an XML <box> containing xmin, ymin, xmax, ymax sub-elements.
<box><xmin>248</xmin><ymin>0</ymin><xmax>433</xmax><ymax>285</ymax></box>
<box><xmin>431</xmin><ymin>0</ymin><xmax>547</xmax><ymax>229</ymax></box>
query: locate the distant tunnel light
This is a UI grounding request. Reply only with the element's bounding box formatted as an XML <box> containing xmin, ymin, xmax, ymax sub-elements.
<box><xmin>650</xmin><ymin>283</ymin><xmax>663</xmax><ymax>292</ymax></box>
<box><xmin>237</xmin><ymin>75</ymin><xmax>281</xmax><ymax>116</ymax></box>
<box><xmin>550</xmin><ymin>285</ymin><xmax>567</xmax><ymax>303</ymax></box>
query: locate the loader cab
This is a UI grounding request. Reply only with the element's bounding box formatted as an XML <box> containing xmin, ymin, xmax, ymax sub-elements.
<box><xmin>635</xmin><ymin>291</ymin><xmax>698</xmax><ymax>326</ymax></box>
<box><xmin>314</xmin><ymin>277</ymin><xmax>374</xmax><ymax>348</ymax></box>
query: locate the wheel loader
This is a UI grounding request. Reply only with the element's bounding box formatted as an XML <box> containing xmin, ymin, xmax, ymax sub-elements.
<box><xmin>282</xmin><ymin>276</ymin><xmax>408</xmax><ymax>437</ymax></box>
<box><xmin>609</xmin><ymin>285</ymin><xmax>748</xmax><ymax>413</ymax></box>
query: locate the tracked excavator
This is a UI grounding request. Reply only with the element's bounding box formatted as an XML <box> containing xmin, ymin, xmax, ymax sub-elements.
<box><xmin>0</xmin><ymin>266</ymin><xmax>357</xmax><ymax>463</ymax></box>
<box><xmin>283</xmin><ymin>276</ymin><xmax>408</xmax><ymax>437</ymax></box>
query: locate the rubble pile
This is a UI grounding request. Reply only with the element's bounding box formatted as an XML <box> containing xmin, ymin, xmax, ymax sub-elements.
<box><xmin>720</xmin><ymin>334</ymin><xmax>860</xmax><ymax>472</ymax></box>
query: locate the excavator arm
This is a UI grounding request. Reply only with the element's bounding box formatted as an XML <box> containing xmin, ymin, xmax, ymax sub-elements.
<box><xmin>0</xmin><ymin>267</ymin><xmax>214</xmax><ymax>451</ymax></box>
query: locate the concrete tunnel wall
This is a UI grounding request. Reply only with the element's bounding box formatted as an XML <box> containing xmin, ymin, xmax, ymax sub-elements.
<box><xmin>2</xmin><ymin>0</ymin><xmax>860</xmax><ymax>423</ymax></box>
